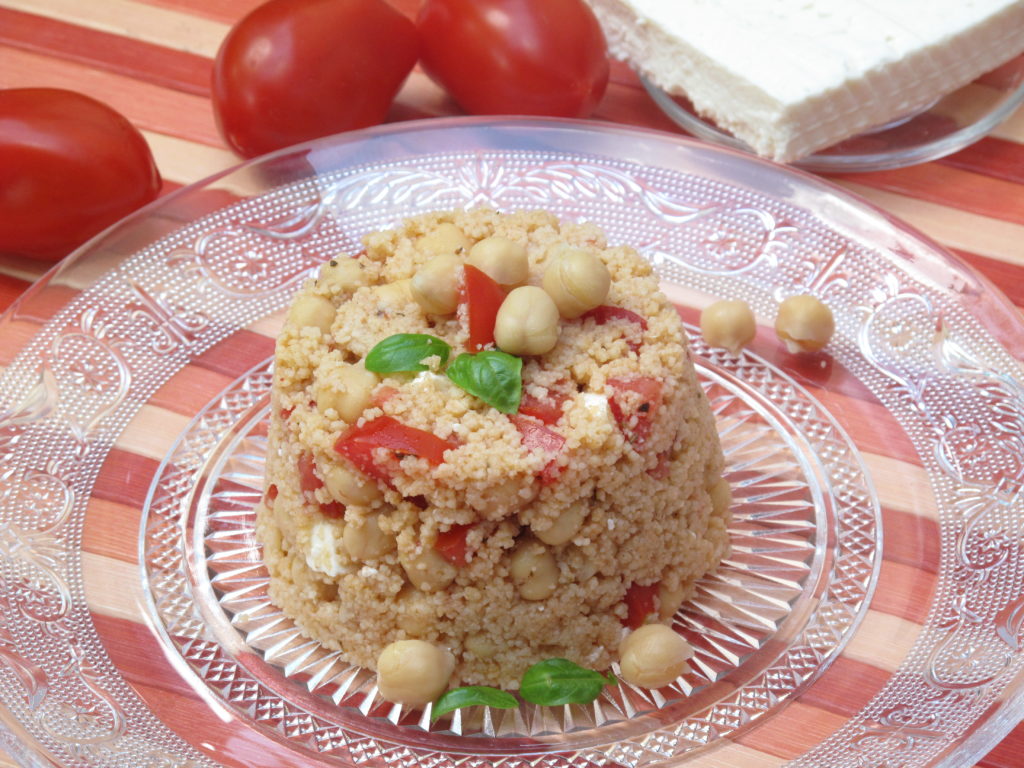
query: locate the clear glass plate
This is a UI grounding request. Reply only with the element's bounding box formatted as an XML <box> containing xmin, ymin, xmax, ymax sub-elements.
<box><xmin>640</xmin><ymin>54</ymin><xmax>1024</xmax><ymax>172</ymax></box>
<box><xmin>1</xmin><ymin>117</ymin><xmax>1023</xmax><ymax>768</ymax></box>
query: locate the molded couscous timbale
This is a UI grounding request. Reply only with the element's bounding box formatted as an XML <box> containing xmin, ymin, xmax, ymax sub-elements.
<box><xmin>257</xmin><ymin>209</ymin><xmax>730</xmax><ymax>692</ymax></box>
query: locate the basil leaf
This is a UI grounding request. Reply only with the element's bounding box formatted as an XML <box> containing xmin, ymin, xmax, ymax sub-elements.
<box><xmin>519</xmin><ymin>659</ymin><xmax>615</xmax><ymax>706</ymax></box>
<box><xmin>445</xmin><ymin>351</ymin><xmax>522</xmax><ymax>414</ymax></box>
<box><xmin>431</xmin><ymin>686</ymin><xmax>518</xmax><ymax>721</ymax></box>
<box><xmin>365</xmin><ymin>333</ymin><xmax>451</xmax><ymax>373</ymax></box>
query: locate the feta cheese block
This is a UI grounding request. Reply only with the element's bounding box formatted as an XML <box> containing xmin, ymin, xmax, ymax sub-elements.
<box><xmin>587</xmin><ymin>0</ymin><xmax>1024</xmax><ymax>162</ymax></box>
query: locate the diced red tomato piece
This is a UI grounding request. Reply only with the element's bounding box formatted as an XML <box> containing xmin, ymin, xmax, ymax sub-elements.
<box><xmin>265</xmin><ymin>484</ymin><xmax>279</xmax><ymax>504</ymax></box>
<box><xmin>510</xmin><ymin>414</ymin><xmax>566</xmax><ymax>484</ymax></box>
<box><xmin>608</xmin><ymin>376</ymin><xmax>663</xmax><ymax>447</ymax></box>
<box><xmin>279</xmin><ymin>405</ymin><xmax>295</xmax><ymax>420</ymax></box>
<box><xmin>373</xmin><ymin>385</ymin><xmax>399</xmax><ymax>407</ymax></box>
<box><xmin>582</xmin><ymin>305</ymin><xmax>648</xmax><ymax>330</ymax></box>
<box><xmin>463</xmin><ymin>264</ymin><xmax>506</xmax><ymax>351</ymax></box>
<box><xmin>320</xmin><ymin>500</ymin><xmax>346</xmax><ymax>519</ymax></box>
<box><xmin>297</xmin><ymin>452</ymin><xmax>323</xmax><ymax>493</ymax></box>
<box><xmin>623</xmin><ymin>581</ymin><xmax>660</xmax><ymax>629</ymax></box>
<box><xmin>336</xmin><ymin>441</ymin><xmax>392</xmax><ymax>485</ymax></box>
<box><xmin>434</xmin><ymin>523</ymin><xmax>473</xmax><ymax>565</ymax></box>
<box><xmin>334</xmin><ymin>416</ymin><xmax>452</xmax><ymax>484</ymax></box>
<box><xmin>518</xmin><ymin>391</ymin><xmax>569</xmax><ymax>424</ymax></box>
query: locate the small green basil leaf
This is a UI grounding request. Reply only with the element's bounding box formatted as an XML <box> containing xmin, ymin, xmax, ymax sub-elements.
<box><xmin>431</xmin><ymin>686</ymin><xmax>518</xmax><ymax>721</ymax></box>
<box><xmin>365</xmin><ymin>333</ymin><xmax>451</xmax><ymax>373</ymax></box>
<box><xmin>445</xmin><ymin>351</ymin><xmax>522</xmax><ymax>414</ymax></box>
<box><xmin>519</xmin><ymin>659</ymin><xmax>615</xmax><ymax>706</ymax></box>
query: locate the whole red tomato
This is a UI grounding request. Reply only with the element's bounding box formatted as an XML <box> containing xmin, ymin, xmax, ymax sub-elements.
<box><xmin>417</xmin><ymin>0</ymin><xmax>609</xmax><ymax>118</ymax></box>
<box><xmin>0</xmin><ymin>88</ymin><xmax>161</xmax><ymax>262</ymax></box>
<box><xmin>213</xmin><ymin>0</ymin><xmax>418</xmax><ymax>157</ymax></box>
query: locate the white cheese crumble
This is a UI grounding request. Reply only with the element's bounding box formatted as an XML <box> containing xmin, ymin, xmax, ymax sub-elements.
<box><xmin>305</xmin><ymin>520</ymin><xmax>348</xmax><ymax>577</ymax></box>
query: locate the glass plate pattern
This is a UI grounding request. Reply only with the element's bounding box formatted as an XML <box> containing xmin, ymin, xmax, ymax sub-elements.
<box><xmin>0</xmin><ymin>118</ymin><xmax>1022</xmax><ymax>768</ymax></box>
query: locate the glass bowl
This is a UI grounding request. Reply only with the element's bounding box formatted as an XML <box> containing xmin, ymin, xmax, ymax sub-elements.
<box><xmin>1</xmin><ymin>117</ymin><xmax>1023</xmax><ymax>768</ymax></box>
<box><xmin>640</xmin><ymin>54</ymin><xmax>1024</xmax><ymax>172</ymax></box>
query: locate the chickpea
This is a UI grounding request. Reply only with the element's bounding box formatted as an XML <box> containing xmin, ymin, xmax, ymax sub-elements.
<box><xmin>287</xmin><ymin>295</ymin><xmax>335</xmax><ymax>333</ymax></box>
<box><xmin>396</xmin><ymin>586</ymin><xmax>433</xmax><ymax>636</ymax></box>
<box><xmin>657</xmin><ymin>582</ymin><xmax>687</xmax><ymax>621</ymax></box>
<box><xmin>401</xmin><ymin>546</ymin><xmax>457</xmax><ymax>592</ymax></box>
<box><xmin>708</xmin><ymin>477</ymin><xmax>732</xmax><ymax>516</ymax></box>
<box><xmin>323</xmin><ymin>463</ymin><xmax>382</xmax><ymax>506</ymax></box>
<box><xmin>411</xmin><ymin>253</ymin><xmax>462</xmax><ymax>315</ymax></box>
<box><xmin>418</xmin><ymin>222</ymin><xmax>472</xmax><ymax>256</ymax></box>
<box><xmin>509</xmin><ymin>539</ymin><xmax>559</xmax><ymax>600</ymax></box>
<box><xmin>374</xmin><ymin>278</ymin><xmax>414</xmax><ymax>307</ymax></box>
<box><xmin>542</xmin><ymin>247</ymin><xmax>610</xmax><ymax>319</ymax></box>
<box><xmin>376</xmin><ymin>639</ymin><xmax>455</xmax><ymax>707</ymax></box>
<box><xmin>618</xmin><ymin>624</ymin><xmax>693</xmax><ymax>688</ymax></box>
<box><xmin>700</xmin><ymin>299</ymin><xmax>755</xmax><ymax>355</ymax></box>
<box><xmin>343</xmin><ymin>512</ymin><xmax>396</xmax><ymax>559</ymax></box>
<box><xmin>467</xmin><ymin>236</ymin><xmax>529</xmax><ymax>286</ymax></box>
<box><xmin>533</xmin><ymin>499</ymin><xmax>586</xmax><ymax>546</ymax></box>
<box><xmin>315</xmin><ymin>363</ymin><xmax>378</xmax><ymax>423</ymax></box>
<box><xmin>494</xmin><ymin>286</ymin><xmax>560</xmax><ymax>356</ymax></box>
<box><xmin>775</xmin><ymin>294</ymin><xmax>834</xmax><ymax>353</ymax></box>
<box><xmin>464</xmin><ymin>633</ymin><xmax>498</xmax><ymax>659</ymax></box>
<box><xmin>318</xmin><ymin>257</ymin><xmax>368</xmax><ymax>293</ymax></box>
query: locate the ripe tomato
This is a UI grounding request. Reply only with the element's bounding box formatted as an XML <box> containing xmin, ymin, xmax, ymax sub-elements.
<box><xmin>417</xmin><ymin>0</ymin><xmax>609</xmax><ymax>118</ymax></box>
<box><xmin>510</xmin><ymin>414</ymin><xmax>566</xmax><ymax>484</ymax></box>
<box><xmin>212</xmin><ymin>0</ymin><xmax>418</xmax><ymax>157</ymax></box>
<box><xmin>0</xmin><ymin>88</ymin><xmax>160</xmax><ymax>262</ymax></box>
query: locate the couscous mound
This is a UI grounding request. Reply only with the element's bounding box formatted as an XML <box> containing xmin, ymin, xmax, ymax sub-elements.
<box><xmin>257</xmin><ymin>209</ymin><xmax>729</xmax><ymax>691</ymax></box>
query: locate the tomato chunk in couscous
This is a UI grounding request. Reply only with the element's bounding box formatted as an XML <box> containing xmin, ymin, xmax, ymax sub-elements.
<box><xmin>257</xmin><ymin>209</ymin><xmax>730</xmax><ymax>693</ymax></box>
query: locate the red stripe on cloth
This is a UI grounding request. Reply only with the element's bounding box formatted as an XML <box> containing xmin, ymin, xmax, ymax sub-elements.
<box><xmin>940</xmin><ymin>137</ymin><xmax>1024</xmax><ymax>185</ymax></box>
<box><xmin>0</xmin><ymin>272</ymin><xmax>34</xmax><ymax>313</ymax></box>
<box><xmin>800</xmin><ymin>657</ymin><xmax>893</xmax><ymax>717</ymax></box>
<box><xmin>191</xmin><ymin>329</ymin><xmax>274</xmax><ymax>379</ymax></box>
<box><xmin>90</xmin><ymin>613</ymin><xmax>312</xmax><ymax>768</ymax></box>
<box><xmin>977</xmin><ymin>721</ymin><xmax>1024</xmax><ymax>768</ymax></box>
<box><xmin>736</xmin><ymin>701</ymin><xmax>849</xmax><ymax>760</ymax></box>
<box><xmin>872</xmin><ymin>560</ymin><xmax>937</xmax><ymax>625</ymax></box>
<box><xmin>831</xmin><ymin>161</ymin><xmax>1024</xmax><ymax>226</ymax></box>
<box><xmin>952</xmin><ymin>247</ymin><xmax>1024</xmax><ymax>308</ymax></box>
<box><xmin>92</xmin><ymin>449</ymin><xmax>161</xmax><ymax>508</ymax></box>
<box><xmin>0</xmin><ymin>6</ymin><xmax>211</xmax><ymax>96</ymax></box>
<box><xmin>0</xmin><ymin>44</ymin><xmax>222</xmax><ymax>147</ymax></box>
<box><xmin>882</xmin><ymin>507</ymin><xmax>941</xmax><ymax>573</ymax></box>
<box><xmin>149</xmin><ymin>364</ymin><xmax>236</xmax><ymax>416</ymax></box>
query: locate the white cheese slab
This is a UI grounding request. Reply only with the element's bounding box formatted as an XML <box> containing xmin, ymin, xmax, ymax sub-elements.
<box><xmin>588</xmin><ymin>0</ymin><xmax>1024</xmax><ymax>161</ymax></box>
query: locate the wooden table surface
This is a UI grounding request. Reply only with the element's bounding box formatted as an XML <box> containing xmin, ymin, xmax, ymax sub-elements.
<box><xmin>0</xmin><ymin>1</ymin><xmax>1022</xmax><ymax>767</ymax></box>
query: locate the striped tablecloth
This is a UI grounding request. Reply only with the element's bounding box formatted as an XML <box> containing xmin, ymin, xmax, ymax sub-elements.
<box><xmin>0</xmin><ymin>2</ymin><xmax>1022</xmax><ymax>767</ymax></box>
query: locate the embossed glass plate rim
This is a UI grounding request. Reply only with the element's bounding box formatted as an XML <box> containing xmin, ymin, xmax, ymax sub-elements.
<box><xmin>0</xmin><ymin>117</ymin><xmax>1022</xmax><ymax>768</ymax></box>
<box><xmin>11</xmin><ymin>116</ymin><xmax>1022</xmax><ymax>337</ymax></box>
